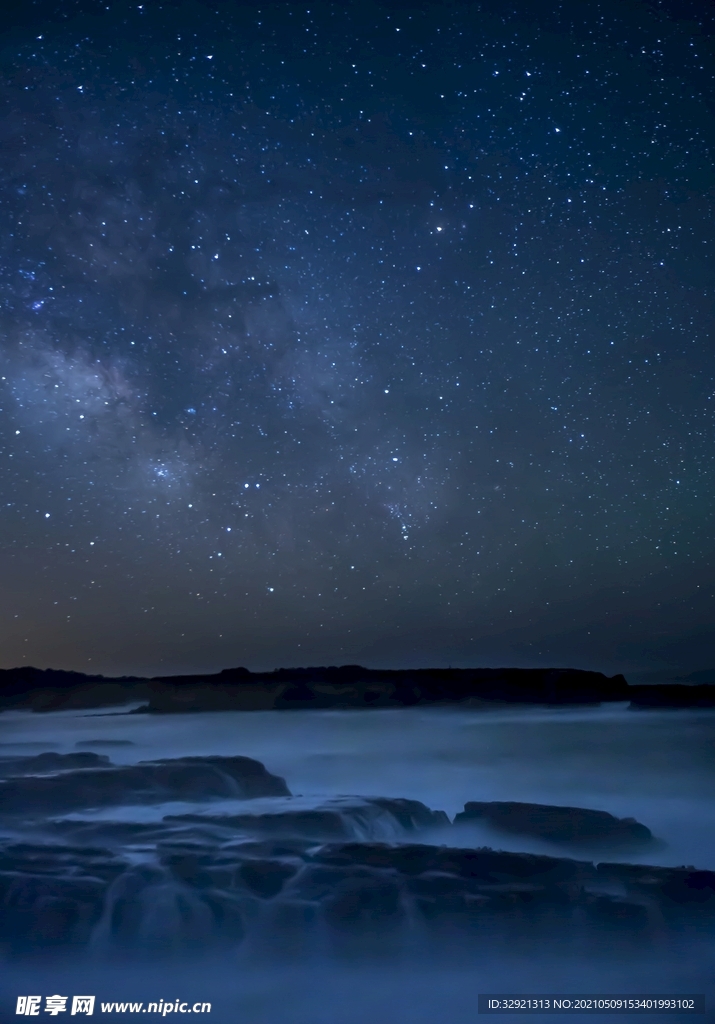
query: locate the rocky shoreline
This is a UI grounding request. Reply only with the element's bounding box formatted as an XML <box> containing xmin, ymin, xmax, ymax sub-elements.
<box><xmin>0</xmin><ymin>752</ymin><xmax>712</xmax><ymax>961</ymax></box>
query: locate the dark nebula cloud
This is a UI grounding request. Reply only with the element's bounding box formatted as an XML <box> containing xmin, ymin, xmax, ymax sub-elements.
<box><xmin>1</xmin><ymin>0</ymin><xmax>713</xmax><ymax>676</ymax></box>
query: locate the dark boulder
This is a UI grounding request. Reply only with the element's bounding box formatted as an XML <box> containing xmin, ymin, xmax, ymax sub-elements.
<box><xmin>455</xmin><ymin>801</ymin><xmax>653</xmax><ymax>847</ymax></box>
<box><xmin>0</xmin><ymin>755</ymin><xmax>290</xmax><ymax>816</ymax></box>
<box><xmin>368</xmin><ymin>797</ymin><xmax>449</xmax><ymax>831</ymax></box>
<box><xmin>323</xmin><ymin>873</ymin><xmax>404</xmax><ymax>931</ymax></box>
<box><xmin>238</xmin><ymin>859</ymin><xmax>299</xmax><ymax>899</ymax></box>
<box><xmin>0</xmin><ymin>873</ymin><xmax>107</xmax><ymax>951</ymax></box>
<box><xmin>596</xmin><ymin>862</ymin><xmax>715</xmax><ymax>918</ymax></box>
<box><xmin>0</xmin><ymin>840</ymin><xmax>127</xmax><ymax>884</ymax></box>
<box><xmin>313</xmin><ymin>842</ymin><xmax>595</xmax><ymax>887</ymax></box>
<box><xmin>407</xmin><ymin>870</ymin><xmax>493</xmax><ymax>922</ymax></box>
<box><xmin>165</xmin><ymin>796</ymin><xmax>446</xmax><ymax>843</ymax></box>
<box><xmin>0</xmin><ymin>841</ymin><xmax>127</xmax><ymax>953</ymax></box>
<box><xmin>0</xmin><ymin>751</ymin><xmax>110</xmax><ymax>778</ymax></box>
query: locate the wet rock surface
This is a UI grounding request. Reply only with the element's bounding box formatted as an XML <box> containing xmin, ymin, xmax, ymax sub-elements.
<box><xmin>2</xmin><ymin>830</ymin><xmax>713</xmax><ymax>958</ymax></box>
<box><xmin>0</xmin><ymin>752</ymin><xmax>711</xmax><ymax>958</ymax></box>
<box><xmin>165</xmin><ymin>796</ymin><xmax>449</xmax><ymax>842</ymax></box>
<box><xmin>0</xmin><ymin>751</ymin><xmax>111</xmax><ymax>778</ymax></box>
<box><xmin>0</xmin><ymin>754</ymin><xmax>290</xmax><ymax>815</ymax></box>
<box><xmin>455</xmin><ymin>801</ymin><xmax>654</xmax><ymax>847</ymax></box>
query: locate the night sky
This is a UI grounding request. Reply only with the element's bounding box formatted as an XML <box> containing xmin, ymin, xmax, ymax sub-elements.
<box><xmin>1</xmin><ymin>0</ymin><xmax>714</xmax><ymax>678</ymax></box>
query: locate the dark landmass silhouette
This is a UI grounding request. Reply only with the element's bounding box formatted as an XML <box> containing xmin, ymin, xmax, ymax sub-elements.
<box><xmin>627</xmin><ymin>683</ymin><xmax>715</xmax><ymax>709</ymax></box>
<box><xmin>0</xmin><ymin>663</ymin><xmax>713</xmax><ymax>712</ymax></box>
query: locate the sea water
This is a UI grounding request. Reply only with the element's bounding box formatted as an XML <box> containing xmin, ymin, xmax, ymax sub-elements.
<box><xmin>1</xmin><ymin>702</ymin><xmax>713</xmax><ymax>1023</ymax></box>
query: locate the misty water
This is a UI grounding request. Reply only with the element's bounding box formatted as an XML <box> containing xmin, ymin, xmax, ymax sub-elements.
<box><xmin>1</xmin><ymin>702</ymin><xmax>714</xmax><ymax>1022</ymax></box>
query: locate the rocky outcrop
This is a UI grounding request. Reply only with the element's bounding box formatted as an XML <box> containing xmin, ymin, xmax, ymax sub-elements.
<box><xmin>0</xmin><ymin>752</ymin><xmax>110</xmax><ymax>777</ymax></box>
<box><xmin>454</xmin><ymin>801</ymin><xmax>654</xmax><ymax>848</ymax></box>
<box><xmin>0</xmin><ymin>755</ymin><xmax>289</xmax><ymax>815</ymax></box>
<box><xmin>595</xmin><ymin>861</ymin><xmax>715</xmax><ymax>919</ymax></box>
<box><xmin>1</xmin><ymin>830</ymin><xmax>713</xmax><ymax>958</ymax></box>
<box><xmin>0</xmin><ymin>752</ymin><xmax>710</xmax><ymax>959</ymax></box>
<box><xmin>165</xmin><ymin>796</ymin><xmax>449</xmax><ymax>843</ymax></box>
<box><xmin>0</xmin><ymin>841</ymin><xmax>127</xmax><ymax>952</ymax></box>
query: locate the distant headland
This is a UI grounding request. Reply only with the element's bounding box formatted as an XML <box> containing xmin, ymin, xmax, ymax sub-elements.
<box><xmin>1</xmin><ymin>664</ymin><xmax>713</xmax><ymax>712</ymax></box>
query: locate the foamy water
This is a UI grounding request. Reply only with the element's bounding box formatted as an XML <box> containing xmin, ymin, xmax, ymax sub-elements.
<box><xmin>1</xmin><ymin>702</ymin><xmax>714</xmax><ymax>1024</ymax></box>
<box><xmin>1</xmin><ymin>702</ymin><xmax>713</xmax><ymax>866</ymax></box>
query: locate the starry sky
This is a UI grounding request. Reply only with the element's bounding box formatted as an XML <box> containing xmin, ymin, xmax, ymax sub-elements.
<box><xmin>1</xmin><ymin>0</ymin><xmax>714</xmax><ymax>678</ymax></box>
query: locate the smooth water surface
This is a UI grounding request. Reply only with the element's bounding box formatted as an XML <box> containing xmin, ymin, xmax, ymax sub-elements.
<box><xmin>2</xmin><ymin>702</ymin><xmax>713</xmax><ymax>867</ymax></box>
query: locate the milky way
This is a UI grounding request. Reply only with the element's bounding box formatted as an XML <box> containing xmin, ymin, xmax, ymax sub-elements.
<box><xmin>1</xmin><ymin>0</ymin><xmax>714</xmax><ymax>676</ymax></box>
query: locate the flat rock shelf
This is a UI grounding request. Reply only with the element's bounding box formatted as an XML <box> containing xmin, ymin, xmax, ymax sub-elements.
<box><xmin>0</xmin><ymin>752</ymin><xmax>712</xmax><ymax>960</ymax></box>
<box><xmin>454</xmin><ymin>801</ymin><xmax>655</xmax><ymax>849</ymax></box>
